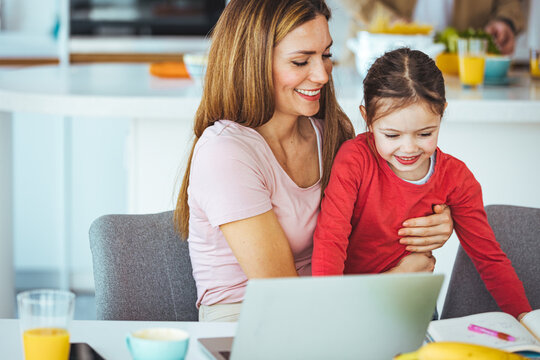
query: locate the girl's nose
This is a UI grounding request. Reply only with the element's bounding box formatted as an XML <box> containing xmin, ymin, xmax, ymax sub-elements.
<box><xmin>402</xmin><ymin>137</ymin><xmax>418</xmax><ymax>153</ymax></box>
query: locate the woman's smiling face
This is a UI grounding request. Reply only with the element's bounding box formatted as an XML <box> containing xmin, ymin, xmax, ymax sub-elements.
<box><xmin>271</xmin><ymin>15</ymin><xmax>333</xmax><ymax>121</ymax></box>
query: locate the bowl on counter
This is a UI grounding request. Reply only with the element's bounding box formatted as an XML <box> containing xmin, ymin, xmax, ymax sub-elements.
<box><xmin>484</xmin><ymin>55</ymin><xmax>511</xmax><ymax>81</ymax></box>
<box><xmin>182</xmin><ymin>53</ymin><xmax>208</xmax><ymax>81</ymax></box>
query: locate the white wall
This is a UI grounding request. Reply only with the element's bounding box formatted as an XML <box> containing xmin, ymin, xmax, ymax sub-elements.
<box><xmin>2</xmin><ymin>0</ymin><xmax>57</xmax><ymax>34</ymax></box>
<box><xmin>13</xmin><ymin>113</ymin><xmax>130</xmax><ymax>291</ymax></box>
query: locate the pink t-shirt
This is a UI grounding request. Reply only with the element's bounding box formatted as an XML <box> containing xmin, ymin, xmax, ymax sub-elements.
<box><xmin>188</xmin><ymin>119</ymin><xmax>323</xmax><ymax>307</ymax></box>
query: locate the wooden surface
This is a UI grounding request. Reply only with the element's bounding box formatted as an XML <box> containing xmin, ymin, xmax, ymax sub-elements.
<box><xmin>0</xmin><ymin>53</ymin><xmax>185</xmax><ymax>66</ymax></box>
<box><xmin>70</xmin><ymin>52</ymin><xmax>183</xmax><ymax>63</ymax></box>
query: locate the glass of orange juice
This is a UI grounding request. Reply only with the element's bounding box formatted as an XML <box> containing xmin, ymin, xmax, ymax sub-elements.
<box><xmin>531</xmin><ymin>49</ymin><xmax>540</xmax><ymax>79</ymax></box>
<box><xmin>457</xmin><ymin>38</ymin><xmax>488</xmax><ymax>88</ymax></box>
<box><xmin>17</xmin><ymin>289</ymin><xmax>75</xmax><ymax>360</ymax></box>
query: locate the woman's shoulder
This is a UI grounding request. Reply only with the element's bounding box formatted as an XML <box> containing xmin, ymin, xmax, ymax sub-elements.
<box><xmin>195</xmin><ymin>120</ymin><xmax>266</xmax><ymax>156</ymax></box>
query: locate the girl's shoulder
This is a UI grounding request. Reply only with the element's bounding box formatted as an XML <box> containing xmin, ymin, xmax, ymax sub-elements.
<box><xmin>435</xmin><ymin>148</ymin><xmax>479</xmax><ymax>183</ymax></box>
<box><xmin>340</xmin><ymin>132</ymin><xmax>372</xmax><ymax>154</ymax></box>
<box><xmin>333</xmin><ymin>132</ymin><xmax>376</xmax><ymax>166</ymax></box>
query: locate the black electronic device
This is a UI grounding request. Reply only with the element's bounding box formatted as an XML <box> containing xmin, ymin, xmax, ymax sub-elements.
<box><xmin>69</xmin><ymin>343</ymin><xmax>106</xmax><ymax>360</ymax></box>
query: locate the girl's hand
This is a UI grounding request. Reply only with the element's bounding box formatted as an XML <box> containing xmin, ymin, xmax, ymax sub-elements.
<box><xmin>398</xmin><ymin>204</ymin><xmax>453</xmax><ymax>252</ymax></box>
<box><xmin>386</xmin><ymin>252</ymin><xmax>436</xmax><ymax>273</ymax></box>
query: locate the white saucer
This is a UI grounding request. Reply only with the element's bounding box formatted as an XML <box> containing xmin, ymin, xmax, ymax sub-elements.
<box><xmin>484</xmin><ymin>76</ymin><xmax>518</xmax><ymax>86</ymax></box>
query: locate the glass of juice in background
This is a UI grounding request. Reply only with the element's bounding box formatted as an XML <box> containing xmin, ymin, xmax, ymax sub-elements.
<box><xmin>17</xmin><ymin>289</ymin><xmax>75</xmax><ymax>360</ymax></box>
<box><xmin>531</xmin><ymin>49</ymin><xmax>540</xmax><ymax>79</ymax></box>
<box><xmin>457</xmin><ymin>38</ymin><xmax>488</xmax><ymax>88</ymax></box>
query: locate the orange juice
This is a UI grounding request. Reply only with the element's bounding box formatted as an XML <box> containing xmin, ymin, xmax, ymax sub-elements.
<box><xmin>458</xmin><ymin>56</ymin><xmax>485</xmax><ymax>86</ymax></box>
<box><xmin>23</xmin><ymin>327</ymin><xmax>70</xmax><ymax>360</ymax></box>
<box><xmin>531</xmin><ymin>58</ymin><xmax>540</xmax><ymax>78</ymax></box>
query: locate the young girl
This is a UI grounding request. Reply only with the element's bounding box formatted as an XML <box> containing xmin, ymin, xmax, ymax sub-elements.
<box><xmin>312</xmin><ymin>48</ymin><xmax>531</xmax><ymax>319</ymax></box>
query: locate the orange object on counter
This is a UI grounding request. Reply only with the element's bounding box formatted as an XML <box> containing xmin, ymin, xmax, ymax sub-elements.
<box><xmin>149</xmin><ymin>62</ymin><xmax>190</xmax><ymax>78</ymax></box>
<box><xmin>436</xmin><ymin>52</ymin><xmax>459</xmax><ymax>76</ymax></box>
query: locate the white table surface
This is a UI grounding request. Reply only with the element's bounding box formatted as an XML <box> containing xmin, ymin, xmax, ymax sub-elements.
<box><xmin>0</xmin><ymin>319</ymin><xmax>237</xmax><ymax>360</ymax></box>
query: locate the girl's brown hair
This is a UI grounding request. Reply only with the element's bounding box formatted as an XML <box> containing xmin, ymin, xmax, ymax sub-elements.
<box><xmin>174</xmin><ymin>0</ymin><xmax>355</xmax><ymax>238</ymax></box>
<box><xmin>363</xmin><ymin>47</ymin><xmax>447</xmax><ymax>128</ymax></box>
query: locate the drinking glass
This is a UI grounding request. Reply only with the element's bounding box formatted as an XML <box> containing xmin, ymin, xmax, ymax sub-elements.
<box><xmin>457</xmin><ymin>38</ymin><xmax>488</xmax><ymax>88</ymax></box>
<box><xmin>531</xmin><ymin>49</ymin><xmax>540</xmax><ymax>79</ymax></box>
<box><xmin>17</xmin><ymin>289</ymin><xmax>75</xmax><ymax>360</ymax></box>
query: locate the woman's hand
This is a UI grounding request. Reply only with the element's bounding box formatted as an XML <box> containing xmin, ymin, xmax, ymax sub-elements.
<box><xmin>386</xmin><ymin>252</ymin><xmax>436</xmax><ymax>273</ymax></box>
<box><xmin>485</xmin><ymin>20</ymin><xmax>516</xmax><ymax>55</ymax></box>
<box><xmin>398</xmin><ymin>204</ymin><xmax>453</xmax><ymax>252</ymax></box>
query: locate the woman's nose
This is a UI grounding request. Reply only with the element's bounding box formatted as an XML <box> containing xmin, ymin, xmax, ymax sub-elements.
<box><xmin>310</xmin><ymin>59</ymin><xmax>330</xmax><ymax>85</ymax></box>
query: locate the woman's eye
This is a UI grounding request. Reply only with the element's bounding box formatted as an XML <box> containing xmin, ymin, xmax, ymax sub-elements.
<box><xmin>292</xmin><ymin>60</ymin><xmax>308</xmax><ymax>66</ymax></box>
<box><xmin>323</xmin><ymin>53</ymin><xmax>333</xmax><ymax>59</ymax></box>
<box><xmin>419</xmin><ymin>132</ymin><xmax>433</xmax><ymax>137</ymax></box>
<box><xmin>384</xmin><ymin>134</ymin><xmax>399</xmax><ymax>138</ymax></box>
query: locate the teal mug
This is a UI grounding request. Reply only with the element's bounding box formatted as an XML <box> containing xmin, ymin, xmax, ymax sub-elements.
<box><xmin>126</xmin><ymin>328</ymin><xmax>189</xmax><ymax>360</ymax></box>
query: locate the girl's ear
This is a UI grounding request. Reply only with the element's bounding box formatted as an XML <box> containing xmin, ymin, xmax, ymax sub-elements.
<box><xmin>360</xmin><ymin>105</ymin><xmax>373</xmax><ymax>132</ymax></box>
<box><xmin>359</xmin><ymin>105</ymin><xmax>367</xmax><ymax>121</ymax></box>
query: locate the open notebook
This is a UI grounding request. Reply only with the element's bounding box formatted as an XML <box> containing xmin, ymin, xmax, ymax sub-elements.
<box><xmin>428</xmin><ymin>310</ymin><xmax>540</xmax><ymax>354</ymax></box>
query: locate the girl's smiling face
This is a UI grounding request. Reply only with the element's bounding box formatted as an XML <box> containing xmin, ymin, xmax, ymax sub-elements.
<box><xmin>362</xmin><ymin>101</ymin><xmax>442</xmax><ymax>181</ymax></box>
<box><xmin>271</xmin><ymin>15</ymin><xmax>333</xmax><ymax>121</ymax></box>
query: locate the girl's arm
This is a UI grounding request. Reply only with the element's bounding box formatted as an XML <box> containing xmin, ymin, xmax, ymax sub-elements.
<box><xmin>220</xmin><ymin>210</ymin><xmax>298</xmax><ymax>278</ymax></box>
<box><xmin>312</xmin><ymin>142</ymin><xmax>362</xmax><ymax>276</ymax></box>
<box><xmin>398</xmin><ymin>204</ymin><xmax>454</xmax><ymax>252</ymax></box>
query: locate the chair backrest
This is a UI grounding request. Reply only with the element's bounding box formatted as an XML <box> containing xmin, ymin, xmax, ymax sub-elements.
<box><xmin>89</xmin><ymin>210</ymin><xmax>198</xmax><ymax>321</ymax></box>
<box><xmin>441</xmin><ymin>204</ymin><xmax>540</xmax><ymax>319</ymax></box>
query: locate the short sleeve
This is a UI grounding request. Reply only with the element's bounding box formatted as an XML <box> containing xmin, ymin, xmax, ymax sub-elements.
<box><xmin>189</xmin><ymin>136</ymin><xmax>273</xmax><ymax>227</ymax></box>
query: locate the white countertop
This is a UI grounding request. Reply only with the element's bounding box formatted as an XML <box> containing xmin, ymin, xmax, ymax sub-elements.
<box><xmin>0</xmin><ymin>33</ymin><xmax>59</xmax><ymax>59</ymax></box>
<box><xmin>0</xmin><ymin>64</ymin><xmax>539</xmax><ymax>122</ymax></box>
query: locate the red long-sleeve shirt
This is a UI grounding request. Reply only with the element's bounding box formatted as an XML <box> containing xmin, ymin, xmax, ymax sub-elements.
<box><xmin>312</xmin><ymin>133</ymin><xmax>531</xmax><ymax>318</ymax></box>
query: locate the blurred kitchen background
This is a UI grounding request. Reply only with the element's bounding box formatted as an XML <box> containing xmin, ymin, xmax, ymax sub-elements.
<box><xmin>1</xmin><ymin>0</ymin><xmax>539</xmax><ymax>320</ymax></box>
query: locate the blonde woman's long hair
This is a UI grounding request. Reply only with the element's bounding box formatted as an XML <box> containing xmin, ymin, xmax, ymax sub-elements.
<box><xmin>175</xmin><ymin>0</ymin><xmax>354</xmax><ymax>238</ymax></box>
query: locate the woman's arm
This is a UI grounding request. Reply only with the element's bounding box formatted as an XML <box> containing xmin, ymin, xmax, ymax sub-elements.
<box><xmin>220</xmin><ymin>210</ymin><xmax>298</xmax><ymax>278</ymax></box>
<box><xmin>398</xmin><ymin>204</ymin><xmax>454</xmax><ymax>252</ymax></box>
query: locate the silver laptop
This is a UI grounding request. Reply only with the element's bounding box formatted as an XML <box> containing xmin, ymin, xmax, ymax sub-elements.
<box><xmin>198</xmin><ymin>272</ymin><xmax>443</xmax><ymax>360</ymax></box>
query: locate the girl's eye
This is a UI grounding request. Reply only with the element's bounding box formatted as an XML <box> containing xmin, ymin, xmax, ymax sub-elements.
<box><xmin>323</xmin><ymin>53</ymin><xmax>333</xmax><ymax>59</ymax></box>
<box><xmin>419</xmin><ymin>132</ymin><xmax>433</xmax><ymax>137</ymax></box>
<box><xmin>384</xmin><ymin>134</ymin><xmax>399</xmax><ymax>138</ymax></box>
<box><xmin>292</xmin><ymin>60</ymin><xmax>308</xmax><ymax>67</ymax></box>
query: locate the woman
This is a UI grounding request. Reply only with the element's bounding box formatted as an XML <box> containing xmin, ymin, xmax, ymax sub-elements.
<box><xmin>175</xmin><ymin>0</ymin><xmax>453</xmax><ymax>322</ymax></box>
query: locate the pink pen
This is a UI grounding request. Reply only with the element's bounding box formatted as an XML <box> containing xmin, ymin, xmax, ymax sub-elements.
<box><xmin>468</xmin><ymin>324</ymin><xmax>516</xmax><ymax>342</ymax></box>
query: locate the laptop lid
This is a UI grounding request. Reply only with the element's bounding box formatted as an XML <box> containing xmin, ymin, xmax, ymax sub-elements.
<box><xmin>200</xmin><ymin>272</ymin><xmax>443</xmax><ymax>360</ymax></box>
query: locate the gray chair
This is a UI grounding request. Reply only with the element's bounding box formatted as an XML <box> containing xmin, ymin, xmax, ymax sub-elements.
<box><xmin>441</xmin><ymin>204</ymin><xmax>540</xmax><ymax>319</ymax></box>
<box><xmin>89</xmin><ymin>210</ymin><xmax>198</xmax><ymax>321</ymax></box>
